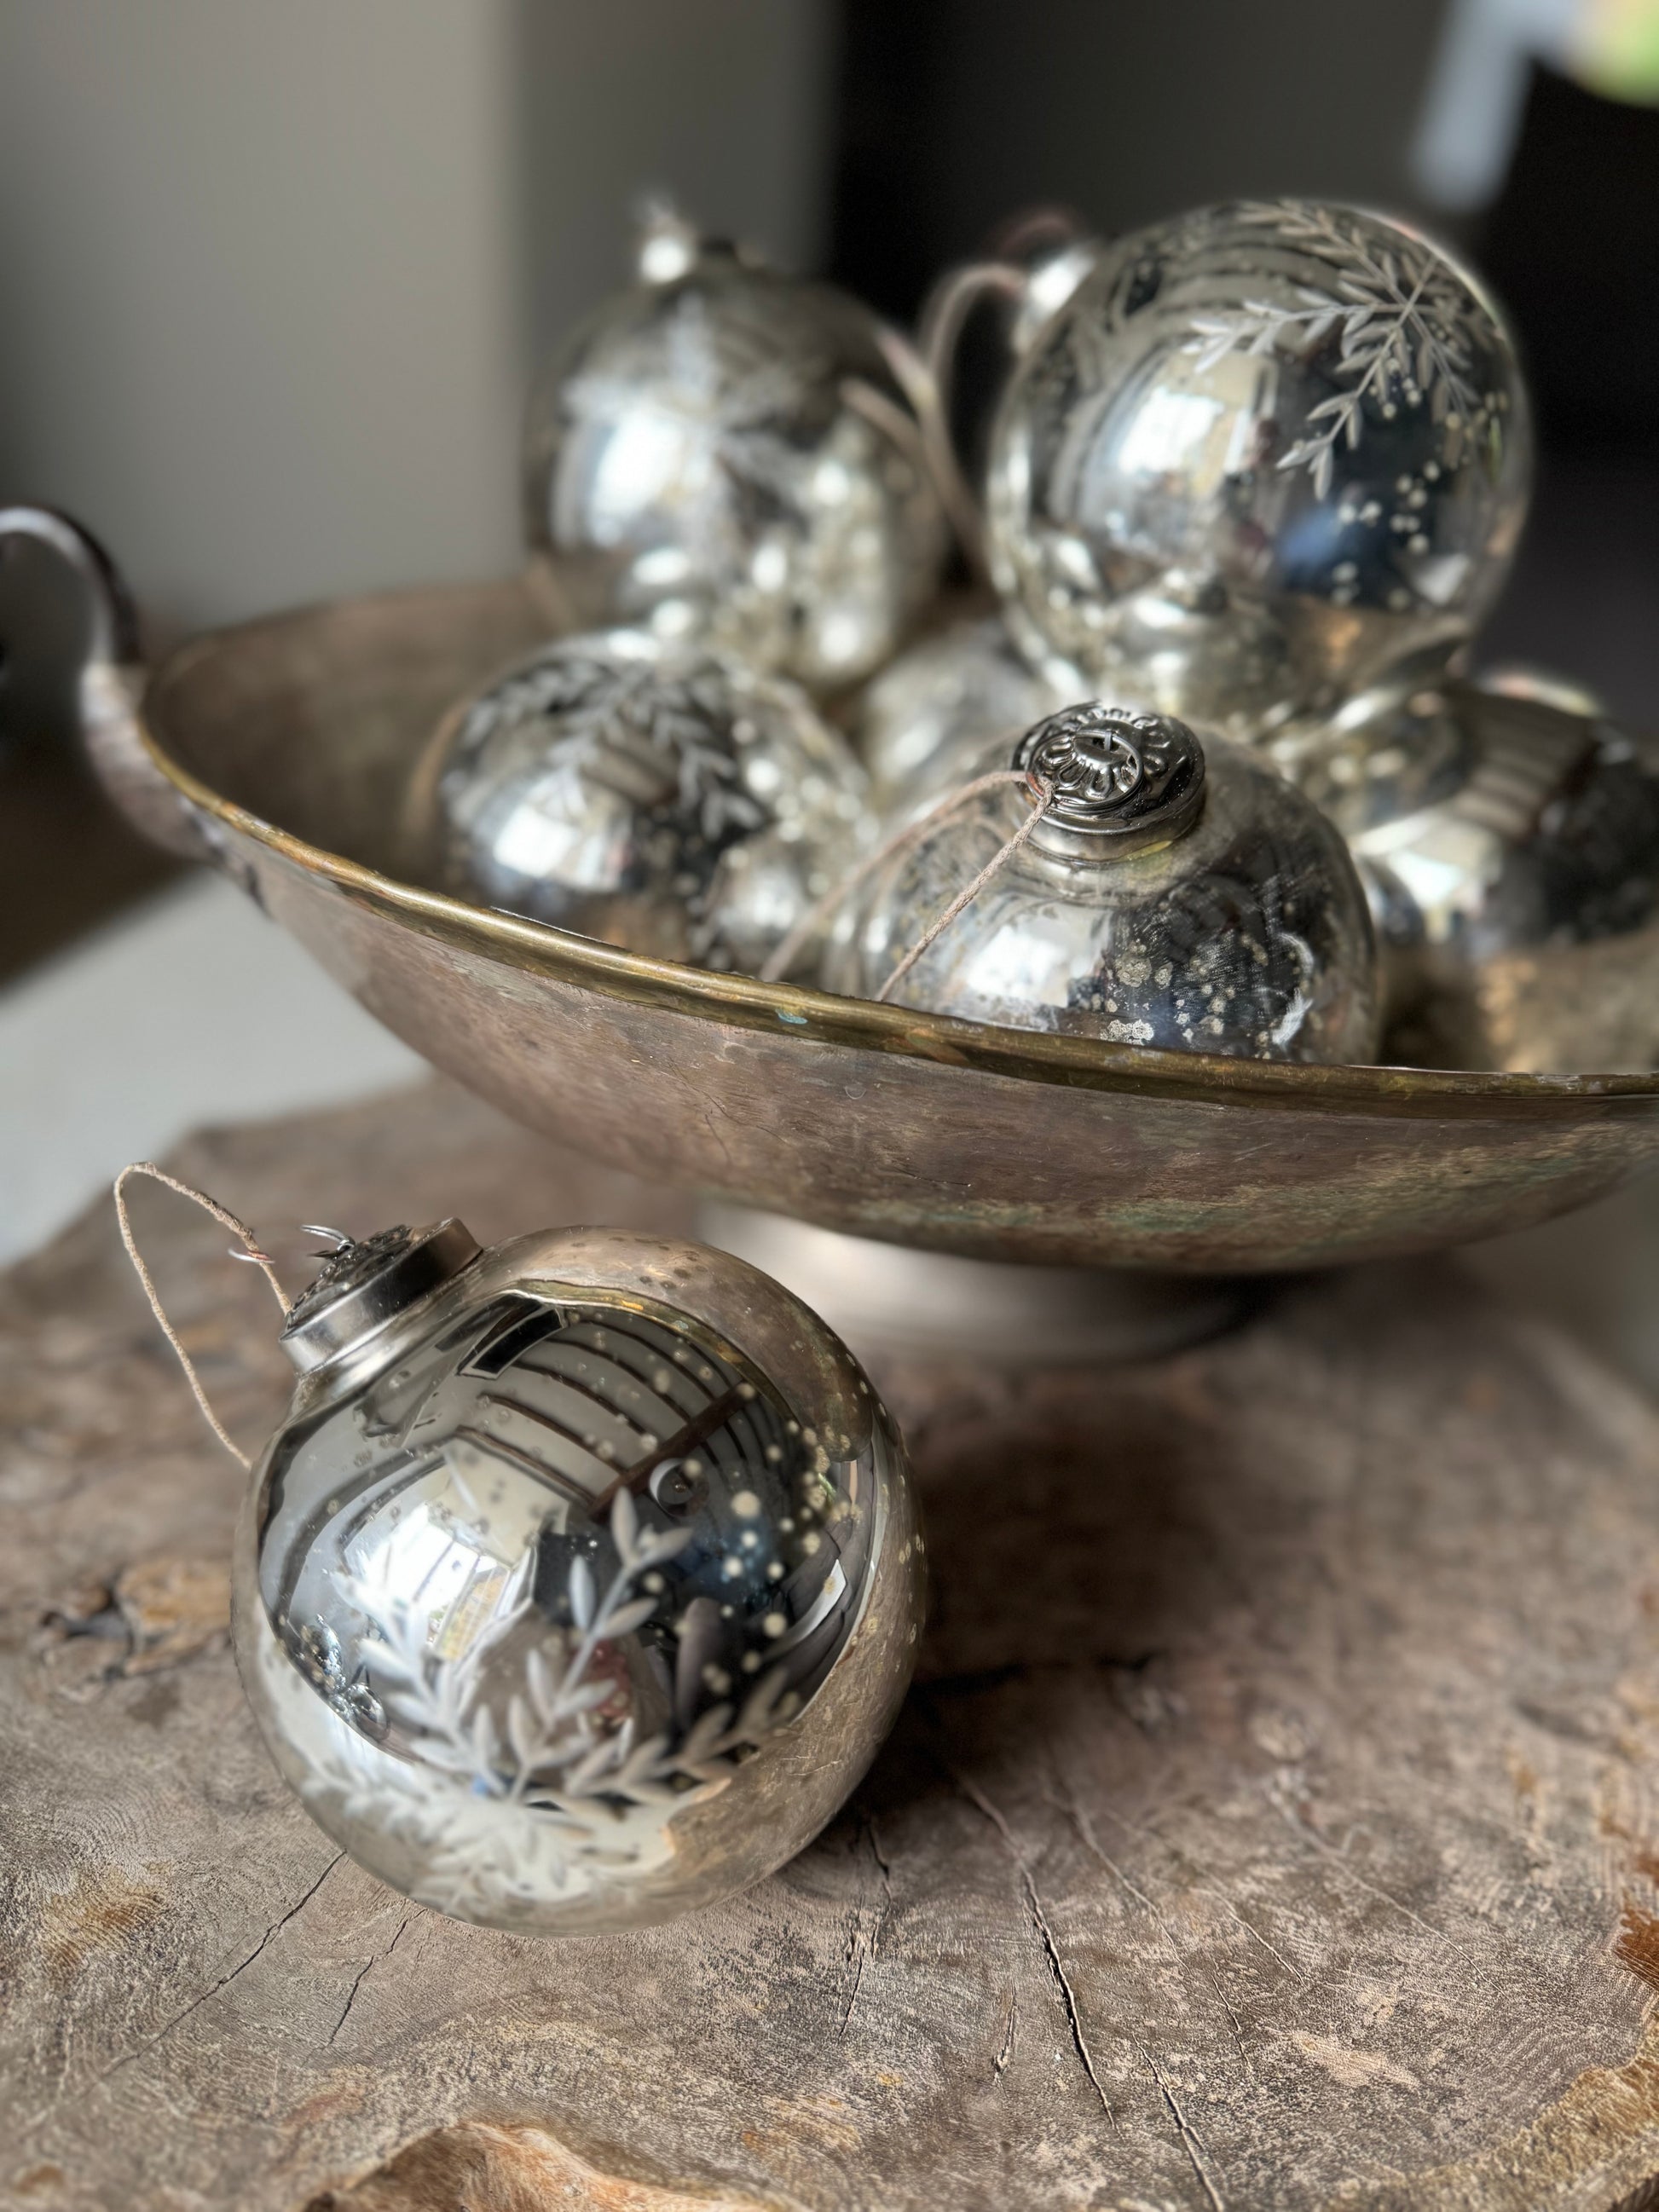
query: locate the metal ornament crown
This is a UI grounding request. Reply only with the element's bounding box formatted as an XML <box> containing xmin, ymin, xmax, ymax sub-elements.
<box><xmin>1014</xmin><ymin>703</ymin><xmax>1207</xmax><ymax>850</ymax></box>
<box><xmin>280</xmin><ymin>1220</ymin><xmax>483</xmax><ymax>1373</ymax></box>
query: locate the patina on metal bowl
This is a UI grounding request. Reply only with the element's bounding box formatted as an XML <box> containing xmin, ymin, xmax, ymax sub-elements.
<box><xmin>9</xmin><ymin>506</ymin><xmax>1658</xmax><ymax>1276</ymax></box>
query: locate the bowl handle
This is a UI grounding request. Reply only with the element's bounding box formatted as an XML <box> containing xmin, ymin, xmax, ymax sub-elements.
<box><xmin>0</xmin><ymin>505</ymin><xmax>212</xmax><ymax>861</ymax></box>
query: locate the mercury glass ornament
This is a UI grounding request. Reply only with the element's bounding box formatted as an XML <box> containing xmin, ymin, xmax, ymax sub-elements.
<box><xmin>986</xmin><ymin>199</ymin><xmax>1533</xmax><ymax>739</ymax></box>
<box><xmin>523</xmin><ymin>208</ymin><xmax>951</xmax><ymax>693</ymax></box>
<box><xmin>407</xmin><ymin>630</ymin><xmax>870</xmax><ymax>974</ymax></box>
<box><xmin>855</xmin><ymin>614</ymin><xmax>1066</xmax><ymax>806</ymax></box>
<box><xmin>235</xmin><ymin>1216</ymin><xmax>922</xmax><ymax>1933</ymax></box>
<box><xmin>1265</xmin><ymin>676</ymin><xmax>1659</xmax><ymax>1072</ymax></box>
<box><xmin>823</xmin><ymin>702</ymin><xmax>1380</xmax><ymax>1062</ymax></box>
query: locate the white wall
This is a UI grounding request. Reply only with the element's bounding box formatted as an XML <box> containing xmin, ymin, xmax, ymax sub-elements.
<box><xmin>0</xmin><ymin>0</ymin><xmax>834</xmax><ymax>631</ymax></box>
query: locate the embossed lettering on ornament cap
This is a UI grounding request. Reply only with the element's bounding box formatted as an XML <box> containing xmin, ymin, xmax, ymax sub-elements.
<box><xmin>1014</xmin><ymin>703</ymin><xmax>1206</xmax><ymax>846</ymax></box>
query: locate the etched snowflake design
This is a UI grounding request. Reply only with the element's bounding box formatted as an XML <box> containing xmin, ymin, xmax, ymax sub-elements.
<box><xmin>563</xmin><ymin>291</ymin><xmax>816</xmax><ymax>534</ymax></box>
<box><xmin>1180</xmin><ymin>202</ymin><xmax>1497</xmax><ymax>496</ymax></box>
<box><xmin>294</xmin><ymin>1489</ymin><xmax>797</xmax><ymax>1921</ymax></box>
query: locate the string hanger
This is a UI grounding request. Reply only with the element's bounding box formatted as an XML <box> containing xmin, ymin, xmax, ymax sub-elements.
<box><xmin>758</xmin><ymin>765</ymin><xmax>1055</xmax><ymax>992</ymax></box>
<box><xmin>113</xmin><ymin>1162</ymin><xmax>292</xmax><ymax>1470</ymax></box>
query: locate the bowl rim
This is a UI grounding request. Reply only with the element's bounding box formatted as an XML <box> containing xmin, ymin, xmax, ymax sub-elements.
<box><xmin>141</xmin><ymin>592</ymin><xmax>1659</xmax><ymax>1127</ymax></box>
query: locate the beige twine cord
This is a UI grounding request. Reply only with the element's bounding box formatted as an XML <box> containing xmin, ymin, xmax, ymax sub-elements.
<box><xmin>876</xmin><ymin>774</ymin><xmax>1053</xmax><ymax>1003</ymax></box>
<box><xmin>113</xmin><ymin>1162</ymin><xmax>292</xmax><ymax>1470</ymax></box>
<box><xmin>758</xmin><ymin>767</ymin><xmax>1053</xmax><ymax>990</ymax></box>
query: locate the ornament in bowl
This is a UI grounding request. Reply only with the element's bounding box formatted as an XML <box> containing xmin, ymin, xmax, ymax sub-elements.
<box><xmin>986</xmin><ymin>199</ymin><xmax>1533</xmax><ymax>740</ymax></box>
<box><xmin>524</xmin><ymin>206</ymin><xmax>951</xmax><ymax>695</ymax></box>
<box><xmin>406</xmin><ymin>629</ymin><xmax>870</xmax><ymax>974</ymax></box>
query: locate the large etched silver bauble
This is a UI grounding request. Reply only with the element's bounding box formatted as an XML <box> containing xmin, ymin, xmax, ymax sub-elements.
<box><xmin>235</xmin><ymin>1218</ymin><xmax>923</xmax><ymax>1934</ymax></box>
<box><xmin>823</xmin><ymin>703</ymin><xmax>1380</xmax><ymax>1061</ymax></box>
<box><xmin>523</xmin><ymin>216</ymin><xmax>951</xmax><ymax>693</ymax></box>
<box><xmin>1267</xmin><ymin>675</ymin><xmax>1659</xmax><ymax>1071</ymax></box>
<box><xmin>986</xmin><ymin>200</ymin><xmax>1533</xmax><ymax>739</ymax></box>
<box><xmin>855</xmin><ymin>613</ymin><xmax>1066</xmax><ymax>806</ymax></box>
<box><xmin>406</xmin><ymin>630</ymin><xmax>870</xmax><ymax>973</ymax></box>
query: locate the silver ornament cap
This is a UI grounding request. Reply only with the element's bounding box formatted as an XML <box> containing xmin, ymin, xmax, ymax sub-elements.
<box><xmin>280</xmin><ymin>1220</ymin><xmax>481</xmax><ymax>1372</ymax></box>
<box><xmin>1015</xmin><ymin>703</ymin><xmax>1207</xmax><ymax>857</ymax></box>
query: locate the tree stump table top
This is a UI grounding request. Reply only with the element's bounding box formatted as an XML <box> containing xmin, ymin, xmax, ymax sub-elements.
<box><xmin>5</xmin><ymin>1078</ymin><xmax>1659</xmax><ymax>2212</ymax></box>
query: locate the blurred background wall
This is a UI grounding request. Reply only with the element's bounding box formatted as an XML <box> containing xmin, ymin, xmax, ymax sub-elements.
<box><xmin>829</xmin><ymin>0</ymin><xmax>1449</xmax><ymax>317</ymax></box>
<box><xmin>6</xmin><ymin>0</ymin><xmax>1657</xmax><ymax>638</ymax></box>
<box><xmin>0</xmin><ymin>0</ymin><xmax>833</xmax><ymax>633</ymax></box>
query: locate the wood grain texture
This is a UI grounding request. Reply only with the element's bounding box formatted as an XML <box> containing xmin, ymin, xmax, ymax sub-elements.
<box><xmin>4</xmin><ymin>1077</ymin><xmax>1659</xmax><ymax>2212</ymax></box>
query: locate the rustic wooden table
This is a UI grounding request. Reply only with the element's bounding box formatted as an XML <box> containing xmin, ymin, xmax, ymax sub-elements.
<box><xmin>6</xmin><ymin>1077</ymin><xmax>1659</xmax><ymax>2212</ymax></box>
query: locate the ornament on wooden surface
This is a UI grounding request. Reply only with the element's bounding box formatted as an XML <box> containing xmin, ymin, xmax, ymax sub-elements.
<box><xmin>523</xmin><ymin>205</ymin><xmax>952</xmax><ymax>693</ymax></box>
<box><xmin>114</xmin><ymin>1170</ymin><xmax>923</xmax><ymax>1935</ymax></box>
<box><xmin>985</xmin><ymin>200</ymin><xmax>1533</xmax><ymax>738</ymax></box>
<box><xmin>406</xmin><ymin>629</ymin><xmax>870</xmax><ymax>973</ymax></box>
<box><xmin>1266</xmin><ymin>675</ymin><xmax>1659</xmax><ymax>1071</ymax></box>
<box><xmin>822</xmin><ymin>702</ymin><xmax>1381</xmax><ymax>1064</ymax></box>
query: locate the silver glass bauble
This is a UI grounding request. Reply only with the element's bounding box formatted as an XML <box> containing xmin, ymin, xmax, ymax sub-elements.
<box><xmin>1266</xmin><ymin>675</ymin><xmax>1659</xmax><ymax>1072</ymax></box>
<box><xmin>823</xmin><ymin>702</ymin><xmax>1380</xmax><ymax>1062</ymax></box>
<box><xmin>406</xmin><ymin>630</ymin><xmax>870</xmax><ymax>974</ymax></box>
<box><xmin>235</xmin><ymin>1217</ymin><xmax>923</xmax><ymax>1934</ymax></box>
<box><xmin>523</xmin><ymin>211</ymin><xmax>951</xmax><ymax>693</ymax></box>
<box><xmin>855</xmin><ymin>613</ymin><xmax>1066</xmax><ymax>805</ymax></box>
<box><xmin>986</xmin><ymin>200</ymin><xmax>1534</xmax><ymax>739</ymax></box>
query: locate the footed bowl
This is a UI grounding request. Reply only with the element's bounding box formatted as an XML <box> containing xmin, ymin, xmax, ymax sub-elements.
<box><xmin>8</xmin><ymin>506</ymin><xmax>1658</xmax><ymax>1277</ymax></box>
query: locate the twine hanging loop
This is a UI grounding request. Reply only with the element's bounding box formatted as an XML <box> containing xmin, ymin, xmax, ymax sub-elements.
<box><xmin>113</xmin><ymin>1162</ymin><xmax>292</xmax><ymax>1470</ymax></box>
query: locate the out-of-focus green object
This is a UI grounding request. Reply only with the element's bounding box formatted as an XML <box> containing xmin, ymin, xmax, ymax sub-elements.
<box><xmin>1571</xmin><ymin>0</ymin><xmax>1659</xmax><ymax>102</ymax></box>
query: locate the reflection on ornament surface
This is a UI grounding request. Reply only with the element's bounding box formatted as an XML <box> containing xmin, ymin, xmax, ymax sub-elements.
<box><xmin>1267</xmin><ymin>678</ymin><xmax>1659</xmax><ymax>1072</ymax></box>
<box><xmin>237</xmin><ymin>1225</ymin><xmax>922</xmax><ymax>1933</ymax></box>
<box><xmin>855</xmin><ymin>614</ymin><xmax>1066</xmax><ymax>811</ymax></box>
<box><xmin>824</xmin><ymin>705</ymin><xmax>1380</xmax><ymax>1064</ymax></box>
<box><xmin>524</xmin><ymin>222</ymin><xmax>950</xmax><ymax>693</ymax></box>
<box><xmin>986</xmin><ymin>200</ymin><xmax>1533</xmax><ymax>738</ymax></box>
<box><xmin>407</xmin><ymin>630</ymin><xmax>869</xmax><ymax>973</ymax></box>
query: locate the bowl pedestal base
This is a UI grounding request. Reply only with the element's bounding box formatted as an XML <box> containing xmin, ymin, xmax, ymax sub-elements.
<box><xmin>696</xmin><ymin>1202</ymin><xmax>1253</xmax><ymax>1365</ymax></box>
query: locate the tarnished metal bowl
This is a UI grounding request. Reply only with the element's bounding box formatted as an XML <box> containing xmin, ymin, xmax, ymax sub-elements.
<box><xmin>9</xmin><ymin>506</ymin><xmax>1659</xmax><ymax>1276</ymax></box>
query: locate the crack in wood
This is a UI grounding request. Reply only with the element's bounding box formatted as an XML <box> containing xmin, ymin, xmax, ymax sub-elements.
<box><xmin>327</xmin><ymin>1955</ymin><xmax>377</xmax><ymax>2047</ymax></box>
<box><xmin>1090</xmin><ymin>1793</ymin><xmax>1307</xmax><ymax>1984</ymax></box>
<box><xmin>950</xmin><ymin>1766</ymin><xmax>1115</xmax><ymax>2125</ymax></box>
<box><xmin>92</xmin><ymin>1851</ymin><xmax>344</xmax><ymax>2088</ymax></box>
<box><xmin>327</xmin><ymin>1912</ymin><xmax>414</xmax><ymax>2047</ymax></box>
<box><xmin>1057</xmin><ymin>1778</ymin><xmax>1255</xmax><ymax>2078</ymax></box>
<box><xmin>1266</xmin><ymin>1780</ymin><xmax>1464</xmax><ymax>1954</ymax></box>
<box><xmin>1206</xmin><ymin>1966</ymin><xmax>1252</xmax><ymax>2076</ymax></box>
<box><xmin>994</xmin><ymin>1995</ymin><xmax>1018</xmax><ymax>2079</ymax></box>
<box><xmin>1058</xmin><ymin>1779</ymin><xmax>1185</xmax><ymax>1962</ymax></box>
<box><xmin>1136</xmin><ymin>2036</ymin><xmax>1228</xmax><ymax>2212</ymax></box>
<box><xmin>837</xmin><ymin>1816</ymin><xmax>893</xmax><ymax>2039</ymax></box>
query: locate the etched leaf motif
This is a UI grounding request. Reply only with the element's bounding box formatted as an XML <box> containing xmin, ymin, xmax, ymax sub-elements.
<box><xmin>305</xmin><ymin>1490</ymin><xmax>793</xmax><ymax>1923</ymax></box>
<box><xmin>1178</xmin><ymin>201</ymin><xmax>1499</xmax><ymax>489</ymax></box>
